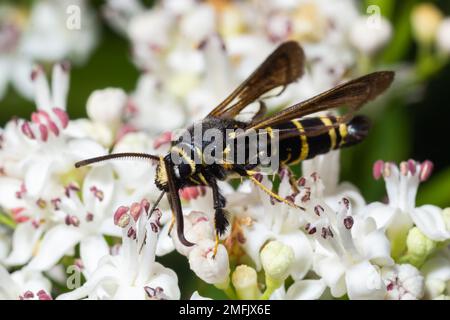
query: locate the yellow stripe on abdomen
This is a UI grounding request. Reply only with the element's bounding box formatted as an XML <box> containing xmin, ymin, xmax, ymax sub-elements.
<box><xmin>291</xmin><ymin>120</ymin><xmax>309</xmax><ymax>163</ymax></box>
<box><xmin>320</xmin><ymin>117</ymin><xmax>337</xmax><ymax>150</ymax></box>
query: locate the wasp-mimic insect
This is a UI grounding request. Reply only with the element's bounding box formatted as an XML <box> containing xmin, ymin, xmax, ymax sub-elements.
<box><xmin>75</xmin><ymin>41</ymin><xmax>394</xmax><ymax>255</ymax></box>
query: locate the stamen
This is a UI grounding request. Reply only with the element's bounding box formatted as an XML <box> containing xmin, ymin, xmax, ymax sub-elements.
<box><xmin>37</xmin><ymin>290</ymin><xmax>52</xmax><ymax>300</ymax></box>
<box><xmin>89</xmin><ymin>186</ymin><xmax>104</xmax><ymax>201</ymax></box>
<box><xmin>21</xmin><ymin>122</ymin><xmax>35</xmax><ymax>139</ymax></box>
<box><xmin>400</xmin><ymin>161</ymin><xmax>408</xmax><ymax>176</ymax></box>
<box><xmin>15</xmin><ymin>183</ymin><xmax>26</xmax><ymax>199</ymax></box>
<box><xmin>419</xmin><ymin>160</ymin><xmax>433</xmax><ymax>182</ymax></box>
<box><xmin>153</xmin><ymin>131</ymin><xmax>173</xmax><ymax>149</ymax></box>
<box><xmin>65</xmin><ymin>215</ymin><xmax>80</xmax><ymax>227</ymax></box>
<box><xmin>314</xmin><ymin>205</ymin><xmax>324</xmax><ymax>216</ymax></box>
<box><xmin>51</xmin><ymin>198</ymin><xmax>61</xmax><ymax>210</ymax></box>
<box><xmin>114</xmin><ymin>206</ymin><xmax>130</xmax><ymax>227</ymax></box>
<box><xmin>342</xmin><ymin>198</ymin><xmax>350</xmax><ymax>210</ymax></box>
<box><xmin>65</xmin><ymin>182</ymin><xmax>80</xmax><ymax>197</ymax></box>
<box><xmin>407</xmin><ymin>159</ymin><xmax>416</xmax><ymax>175</ymax></box>
<box><xmin>86</xmin><ymin>212</ymin><xmax>94</xmax><ymax>222</ymax></box>
<box><xmin>127</xmin><ymin>227</ymin><xmax>136</xmax><ymax>239</ymax></box>
<box><xmin>36</xmin><ymin>198</ymin><xmax>46</xmax><ymax>209</ymax></box>
<box><xmin>297</xmin><ymin>177</ymin><xmax>306</xmax><ymax>187</ymax></box>
<box><xmin>383</xmin><ymin>162</ymin><xmax>391</xmax><ymax>178</ymax></box>
<box><xmin>372</xmin><ymin>160</ymin><xmax>384</xmax><ymax>180</ymax></box>
<box><xmin>39</xmin><ymin>124</ymin><xmax>48</xmax><ymax>142</ymax></box>
<box><xmin>130</xmin><ymin>202</ymin><xmax>142</xmax><ymax>221</ymax></box>
<box><xmin>150</xmin><ymin>222</ymin><xmax>159</xmax><ymax>233</ymax></box>
<box><xmin>52</xmin><ymin>108</ymin><xmax>69</xmax><ymax>129</ymax></box>
<box><xmin>343</xmin><ymin>216</ymin><xmax>354</xmax><ymax>229</ymax></box>
<box><xmin>141</xmin><ymin>199</ymin><xmax>150</xmax><ymax>214</ymax></box>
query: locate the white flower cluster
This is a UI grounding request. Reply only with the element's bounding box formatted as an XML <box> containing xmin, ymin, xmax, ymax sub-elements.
<box><xmin>0</xmin><ymin>0</ymin><xmax>449</xmax><ymax>301</ymax></box>
<box><xmin>0</xmin><ymin>0</ymin><xmax>98</xmax><ymax>101</ymax></box>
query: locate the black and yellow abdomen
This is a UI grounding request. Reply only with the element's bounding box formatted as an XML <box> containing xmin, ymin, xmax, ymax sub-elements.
<box><xmin>274</xmin><ymin>115</ymin><xmax>370</xmax><ymax>165</ymax></box>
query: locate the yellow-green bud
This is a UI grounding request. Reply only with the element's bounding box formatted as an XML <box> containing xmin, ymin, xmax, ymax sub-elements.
<box><xmin>411</xmin><ymin>3</ymin><xmax>444</xmax><ymax>45</ymax></box>
<box><xmin>402</xmin><ymin>227</ymin><xmax>437</xmax><ymax>267</ymax></box>
<box><xmin>231</xmin><ymin>265</ymin><xmax>260</xmax><ymax>300</ymax></box>
<box><xmin>261</xmin><ymin>241</ymin><xmax>294</xmax><ymax>284</ymax></box>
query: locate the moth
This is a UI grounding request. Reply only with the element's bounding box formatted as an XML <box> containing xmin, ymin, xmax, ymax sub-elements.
<box><xmin>75</xmin><ymin>41</ymin><xmax>394</xmax><ymax>255</ymax></box>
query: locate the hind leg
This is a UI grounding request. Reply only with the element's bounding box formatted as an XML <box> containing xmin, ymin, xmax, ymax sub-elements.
<box><xmin>208</xmin><ymin>177</ymin><xmax>228</xmax><ymax>258</ymax></box>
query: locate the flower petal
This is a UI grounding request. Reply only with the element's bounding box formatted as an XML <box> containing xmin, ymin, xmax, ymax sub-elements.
<box><xmin>80</xmin><ymin>235</ymin><xmax>110</xmax><ymax>276</ymax></box>
<box><xmin>277</xmin><ymin>232</ymin><xmax>313</xmax><ymax>280</ymax></box>
<box><xmin>4</xmin><ymin>222</ymin><xmax>43</xmax><ymax>266</ymax></box>
<box><xmin>241</xmin><ymin>222</ymin><xmax>273</xmax><ymax>271</ymax></box>
<box><xmin>313</xmin><ymin>255</ymin><xmax>346</xmax><ymax>298</ymax></box>
<box><xmin>0</xmin><ymin>264</ymin><xmax>20</xmax><ymax>299</ymax></box>
<box><xmin>345</xmin><ymin>260</ymin><xmax>386</xmax><ymax>300</ymax></box>
<box><xmin>285</xmin><ymin>279</ymin><xmax>327</xmax><ymax>300</ymax></box>
<box><xmin>0</xmin><ymin>177</ymin><xmax>23</xmax><ymax>209</ymax></box>
<box><xmin>363</xmin><ymin>202</ymin><xmax>398</xmax><ymax>229</ymax></box>
<box><xmin>410</xmin><ymin>205</ymin><xmax>450</xmax><ymax>241</ymax></box>
<box><xmin>143</xmin><ymin>262</ymin><xmax>180</xmax><ymax>300</ymax></box>
<box><xmin>27</xmin><ymin>225</ymin><xmax>84</xmax><ymax>271</ymax></box>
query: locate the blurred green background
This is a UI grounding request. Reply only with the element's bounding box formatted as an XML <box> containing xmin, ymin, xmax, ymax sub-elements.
<box><xmin>1</xmin><ymin>0</ymin><xmax>449</xmax><ymax>208</ymax></box>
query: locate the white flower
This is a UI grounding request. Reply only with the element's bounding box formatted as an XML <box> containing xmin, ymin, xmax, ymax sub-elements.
<box><xmin>0</xmin><ymin>64</ymin><xmax>108</xmax><ymax>268</ymax></box>
<box><xmin>421</xmin><ymin>249</ymin><xmax>450</xmax><ymax>299</ymax></box>
<box><xmin>302</xmin><ymin>151</ymin><xmax>366</xmax><ymax>212</ymax></box>
<box><xmin>25</xmin><ymin>165</ymin><xmax>118</xmax><ymax>272</ymax></box>
<box><xmin>0</xmin><ymin>265</ymin><xmax>52</xmax><ymax>300</ymax></box>
<box><xmin>127</xmin><ymin>74</ymin><xmax>185</xmax><ymax>133</ymax></box>
<box><xmin>21</xmin><ymin>0</ymin><xmax>98</xmax><ymax>64</ymax></box>
<box><xmin>0</xmin><ymin>0</ymin><xmax>98</xmax><ymax>101</ymax></box>
<box><xmin>188</xmin><ymin>239</ymin><xmax>230</xmax><ymax>286</ymax></box>
<box><xmin>229</xmin><ymin>173</ymin><xmax>313</xmax><ymax>281</ymax></box>
<box><xmin>299</xmin><ymin>174</ymin><xmax>393</xmax><ymax>299</ymax></box>
<box><xmin>381</xmin><ymin>264</ymin><xmax>424</xmax><ymax>300</ymax></box>
<box><xmin>57</xmin><ymin>200</ymin><xmax>180</xmax><ymax>300</ymax></box>
<box><xmin>437</xmin><ymin>18</ymin><xmax>450</xmax><ymax>54</ymax></box>
<box><xmin>86</xmin><ymin>88</ymin><xmax>127</xmax><ymax>129</ymax></box>
<box><xmin>349</xmin><ymin>16</ymin><xmax>392</xmax><ymax>56</ymax></box>
<box><xmin>364</xmin><ymin>160</ymin><xmax>450</xmax><ymax>258</ymax></box>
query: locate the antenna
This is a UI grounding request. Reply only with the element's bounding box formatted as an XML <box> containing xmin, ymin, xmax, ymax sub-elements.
<box><xmin>75</xmin><ymin>152</ymin><xmax>160</xmax><ymax>168</ymax></box>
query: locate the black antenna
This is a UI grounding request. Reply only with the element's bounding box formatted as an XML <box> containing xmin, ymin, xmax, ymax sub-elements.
<box><xmin>75</xmin><ymin>152</ymin><xmax>160</xmax><ymax>168</ymax></box>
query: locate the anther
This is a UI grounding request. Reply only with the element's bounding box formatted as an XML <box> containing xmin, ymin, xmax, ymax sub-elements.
<box><xmin>130</xmin><ymin>202</ymin><xmax>142</xmax><ymax>221</ymax></box>
<box><xmin>419</xmin><ymin>160</ymin><xmax>433</xmax><ymax>182</ymax></box>
<box><xmin>114</xmin><ymin>206</ymin><xmax>130</xmax><ymax>227</ymax></box>
<box><xmin>373</xmin><ymin>160</ymin><xmax>384</xmax><ymax>180</ymax></box>
<box><xmin>343</xmin><ymin>216</ymin><xmax>354</xmax><ymax>229</ymax></box>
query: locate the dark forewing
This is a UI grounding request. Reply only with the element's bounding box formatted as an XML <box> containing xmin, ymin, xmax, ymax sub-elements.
<box><xmin>206</xmin><ymin>41</ymin><xmax>305</xmax><ymax>120</ymax></box>
<box><xmin>245</xmin><ymin>71</ymin><xmax>395</xmax><ymax>132</ymax></box>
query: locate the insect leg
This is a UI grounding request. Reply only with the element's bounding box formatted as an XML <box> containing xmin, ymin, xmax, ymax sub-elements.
<box><xmin>208</xmin><ymin>177</ymin><xmax>228</xmax><ymax>258</ymax></box>
<box><xmin>246</xmin><ymin>171</ymin><xmax>305</xmax><ymax>210</ymax></box>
